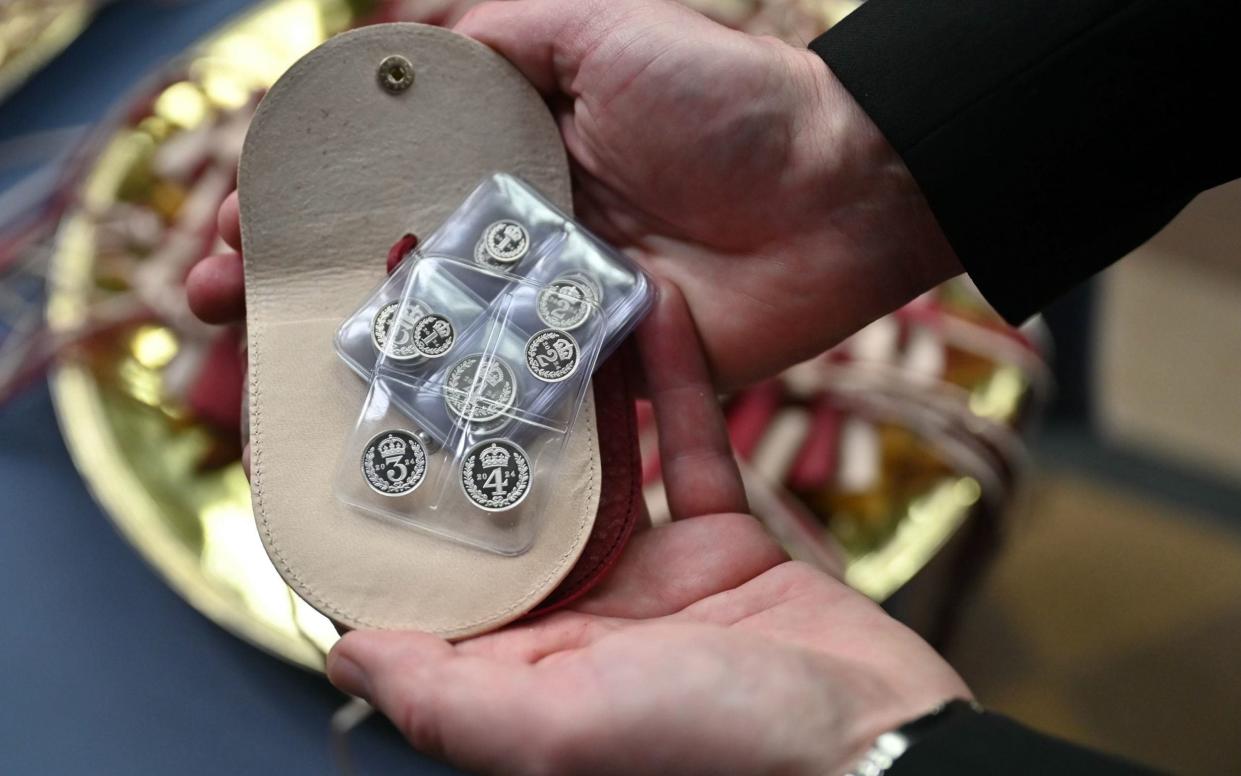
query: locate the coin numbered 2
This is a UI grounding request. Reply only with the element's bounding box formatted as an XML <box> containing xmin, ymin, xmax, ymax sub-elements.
<box><xmin>525</xmin><ymin>328</ymin><xmax>580</xmax><ymax>382</ymax></box>
<box><xmin>460</xmin><ymin>438</ymin><xmax>532</xmax><ymax>511</ymax></box>
<box><xmin>361</xmin><ymin>429</ymin><xmax>428</xmax><ymax>496</ymax></box>
<box><xmin>536</xmin><ymin>276</ymin><xmax>598</xmax><ymax>331</ymax></box>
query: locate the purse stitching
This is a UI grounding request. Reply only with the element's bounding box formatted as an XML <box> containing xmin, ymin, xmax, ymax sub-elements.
<box><xmin>250</xmin><ymin>23</ymin><xmax>596</xmax><ymax>634</ymax></box>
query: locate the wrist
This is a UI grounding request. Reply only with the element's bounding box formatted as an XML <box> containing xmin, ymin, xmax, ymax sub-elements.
<box><xmin>787</xmin><ymin>45</ymin><xmax>963</xmax><ymax>312</ymax></box>
<box><xmin>840</xmin><ymin>699</ymin><xmax>983</xmax><ymax>776</ymax></box>
<box><xmin>779</xmin><ymin>652</ymin><xmax>970</xmax><ymax>776</ymax></box>
<box><xmin>814</xmin><ymin>646</ymin><xmax>974</xmax><ymax>776</ymax></box>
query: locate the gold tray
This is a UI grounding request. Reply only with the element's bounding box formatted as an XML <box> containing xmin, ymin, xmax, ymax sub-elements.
<box><xmin>48</xmin><ymin>0</ymin><xmax>376</xmax><ymax>672</ymax></box>
<box><xmin>47</xmin><ymin>0</ymin><xmax>1012</xmax><ymax>673</ymax></box>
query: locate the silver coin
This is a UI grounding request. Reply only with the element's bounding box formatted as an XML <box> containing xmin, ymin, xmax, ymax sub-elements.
<box><xmin>361</xmin><ymin>429</ymin><xmax>428</xmax><ymax>496</ymax></box>
<box><xmin>443</xmin><ymin>354</ymin><xmax>518</xmax><ymax>423</ymax></box>
<box><xmin>411</xmin><ymin>313</ymin><xmax>455</xmax><ymax>358</ymax></box>
<box><xmin>473</xmin><ymin>238</ymin><xmax>505</xmax><ymax>269</ymax></box>
<box><xmin>525</xmin><ymin>329</ymin><xmax>580</xmax><ymax>383</ymax></box>
<box><xmin>459</xmin><ymin>438</ymin><xmax>532</xmax><ymax>511</ymax></box>
<box><xmin>459</xmin><ymin>412</ymin><xmax>513</xmax><ymax>437</ymax></box>
<box><xmin>480</xmin><ymin>219</ymin><xmax>530</xmax><ymax>263</ymax></box>
<box><xmin>371</xmin><ymin>300</ymin><xmax>428</xmax><ymax>360</ymax></box>
<box><xmin>536</xmin><ymin>277</ymin><xmax>597</xmax><ymax>331</ymax></box>
<box><xmin>560</xmin><ymin>271</ymin><xmax>602</xmax><ymax>299</ymax></box>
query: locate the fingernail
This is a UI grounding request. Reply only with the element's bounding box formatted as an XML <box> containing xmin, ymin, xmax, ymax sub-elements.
<box><xmin>327</xmin><ymin>649</ymin><xmax>372</xmax><ymax>700</ymax></box>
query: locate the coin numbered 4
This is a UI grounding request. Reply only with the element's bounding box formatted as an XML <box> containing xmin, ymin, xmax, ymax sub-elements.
<box><xmin>525</xmin><ymin>328</ymin><xmax>580</xmax><ymax>383</ymax></box>
<box><xmin>536</xmin><ymin>276</ymin><xmax>598</xmax><ymax>331</ymax></box>
<box><xmin>371</xmin><ymin>300</ymin><xmax>429</xmax><ymax>360</ymax></box>
<box><xmin>443</xmin><ymin>354</ymin><xmax>518</xmax><ymax>423</ymax></box>
<box><xmin>361</xmin><ymin>429</ymin><xmax>428</xmax><ymax>496</ymax></box>
<box><xmin>460</xmin><ymin>438</ymin><xmax>532</xmax><ymax>511</ymax></box>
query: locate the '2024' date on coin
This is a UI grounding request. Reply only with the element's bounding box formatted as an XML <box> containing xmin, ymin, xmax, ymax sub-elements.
<box><xmin>460</xmin><ymin>438</ymin><xmax>532</xmax><ymax>511</ymax></box>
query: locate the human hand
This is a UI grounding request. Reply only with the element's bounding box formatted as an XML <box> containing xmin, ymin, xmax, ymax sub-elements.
<box><xmin>325</xmin><ymin>283</ymin><xmax>970</xmax><ymax>776</ymax></box>
<box><xmin>188</xmin><ymin>1</ymin><xmax>960</xmax><ymax>389</ymax></box>
<box><xmin>453</xmin><ymin>0</ymin><xmax>962</xmax><ymax>387</ymax></box>
<box><xmin>184</xmin><ymin>22</ymin><xmax>970</xmax><ymax>769</ymax></box>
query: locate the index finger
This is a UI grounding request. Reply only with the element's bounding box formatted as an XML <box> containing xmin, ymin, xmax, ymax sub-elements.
<box><xmin>637</xmin><ymin>279</ymin><xmax>748</xmax><ymax>520</ymax></box>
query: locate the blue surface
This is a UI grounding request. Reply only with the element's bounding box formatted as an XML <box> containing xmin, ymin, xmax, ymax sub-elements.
<box><xmin>0</xmin><ymin>2</ymin><xmax>458</xmax><ymax>773</ymax></box>
<box><xmin>0</xmin><ymin>387</ymin><xmax>458</xmax><ymax>774</ymax></box>
<box><xmin>1</xmin><ymin>0</ymin><xmax>251</xmax><ymax>139</ymax></box>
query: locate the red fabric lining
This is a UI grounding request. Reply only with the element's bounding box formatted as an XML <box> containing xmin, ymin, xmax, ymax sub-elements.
<box><xmin>386</xmin><ymin>240</ymin><xmax>643</xmax><ymax>616</ymax></box>
<box><xmin>526</xmin><ymin>348</ymin><xmax>644</xmax><ymax>614</ymax></box>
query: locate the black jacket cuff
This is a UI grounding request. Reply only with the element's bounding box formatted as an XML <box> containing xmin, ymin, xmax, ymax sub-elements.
<box><xmin>888</xmin><ymin>710</ymin><xmax>1161</xmax><ymax>775</ymax></box>
<box><xmin>810</xmin><ymin>0</ymin><xmax>1238</xmax><ymax>323</ymax></box>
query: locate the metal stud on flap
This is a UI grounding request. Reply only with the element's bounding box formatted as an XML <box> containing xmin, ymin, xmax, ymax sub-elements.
<box><xmin>378</xmin><ymin>55</ymin><xmax>414</xmax><ymax>93</ymax></box>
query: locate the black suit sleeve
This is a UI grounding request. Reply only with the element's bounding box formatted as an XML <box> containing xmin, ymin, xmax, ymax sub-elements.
<box><xmin>889</xmin><ymin>710</ymin><xmax>1163</xmax><ymax>775</ymax></box>
<box><xmin>810</xmin><ymin>0</ymin><xmax>1241</xmax><ymax>323</ymax></box>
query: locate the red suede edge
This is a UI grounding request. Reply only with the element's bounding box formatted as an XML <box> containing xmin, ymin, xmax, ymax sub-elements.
<box><xmin>526</xmin><ymin>344</ymin><xmax>645</xmax><ymax>615</ymax></box>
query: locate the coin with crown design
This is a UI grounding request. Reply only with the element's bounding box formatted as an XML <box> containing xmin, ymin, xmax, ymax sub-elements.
<box><xmin>472</xmin><ymin>237</ymin><xmax>504</xmax><ymax>269</ymax></box>
<box><xmin>443</xmin><ymin>354</ymin><xmax>518</xmax><ymax>423</ymax></box>
<box><xmin>536</xmin><ymin>275</ymin><xmax>598</xmax><ymax>331</ymax></box>
<box><xmin>459</xmin><ymin>438</ymin><xmax>532</xmax><ymax>511</ymax></box>
<box><xmin>478</xmin><ymin>219</ymin><xmax>530</xmax><ymax>264</ymax></box>
<box><xmin>361</xmin><ymin>429</ymin><xmax>428</xmax><ymax>496</ymax></box>
<box><xmin>525</xmin><ymin>328</ymin><xmax>580</xmax><ymax>382</ymax></box>
<box><xmin>411</xmin><ymin>312</ymin><xmax>455</xmax><ymax>358</ymax></box>
<box><xmin>371</xmin><ymin>300</ymin><xmax>428</xmax><ymax>360</ymax></box>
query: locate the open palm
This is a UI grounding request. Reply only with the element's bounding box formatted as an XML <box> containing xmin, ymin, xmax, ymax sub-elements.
<box><xmin>187</xmin><ymin>198</ymin><xmax>966</xmax><ymax>776</ymax></box>
<box><xmin>186</xmin><ymin>7</ymin><xmax>971</xmax><ymax>770</ymax></box>
<box><xmin>327</xmin><ymin>284</ymin><xmax>968</xmax><ymax>776</ymax></box>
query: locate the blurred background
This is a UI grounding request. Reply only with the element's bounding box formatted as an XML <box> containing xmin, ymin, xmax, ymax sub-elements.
<box><xmin>1</xmin><ymin>1</ymin><xmax>1238</xmax><ymax>774</ymax></box>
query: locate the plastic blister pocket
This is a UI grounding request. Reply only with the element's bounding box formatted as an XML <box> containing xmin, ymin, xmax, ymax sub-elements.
<box><xmin>334</xmin><ymin>254</ymin><xmax>502</xmax><ymax>380</ymax></box>
<box><xmin>418</xmin><ymin>172</ymin><xmax>567</xmax><ymax>271</ymax></box>
<box><xmin>335</xmin><ymin>173</ymin><xmax>652</xmax><ymax>380</ymax></box>
<box><xmin>334</xmin><ymin>256</ymin><xmax>605</xmax><ymax>555</ymax></box>
<box><xmin>525</xmin><ymin>224</ymin><xmax>653</xmax><ymax>364</ymax></box>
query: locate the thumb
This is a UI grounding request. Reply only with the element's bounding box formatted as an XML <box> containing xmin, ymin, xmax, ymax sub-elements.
<box><xmin>328</xmin><ymin>631</ymin><xmax>556</xmax><ymax>770</ymax></box>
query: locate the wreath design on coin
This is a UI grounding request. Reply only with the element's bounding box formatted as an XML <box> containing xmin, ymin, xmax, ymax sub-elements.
<box><xmin>460</xmin><ymin>439</ymin><xmax>532</xmax><ymax>511</ymax></box>
<box><xmin>443</xmin><ymin>354</ymin><xmax>518</xmax><ymax>423</ymax></box>
<box><xmin>361</xmin><ymin>429</ymin><xmax>428</xmax><ymax>496</ymax></box>
<box><xmin>536</xmin><ymin>276</ymin><xmax>598</xmax><ymax>331</ymax></box>
<box><xmin>411</xmin><ymin>312</ymin><xmax>455</xmax><ymax>358</ymax></box>
<box><xmin>525</xmin><ymin>328</ymin><xmax>580</xmax><ymax>382</ymax></box>
<box><xmin>371</xmin><ymin>300</ymin><xmax>428</xmax><ymax>360</ymax></box>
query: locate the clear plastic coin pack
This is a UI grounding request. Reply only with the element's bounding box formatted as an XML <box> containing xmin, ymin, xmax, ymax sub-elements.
<box><xmin>333</xmin><ymin>175</ymin><xmax>653</xmax><ymax>555</ymax></box>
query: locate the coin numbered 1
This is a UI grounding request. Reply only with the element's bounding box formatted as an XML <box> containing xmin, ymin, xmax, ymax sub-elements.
<box><xmin>525</xmin><ymin>329</ymin><xmax>580</xmax><ymax>383</ymax></box>
<box><xmin>371</xmin><ymin>300</ymin><xmax>428</xmax><ymax>360</ymax></box>
<box><xmin>480</xmin><ymin>219</ymin><xmax>530</xmax><ymax>264</ymax></box>
<box><xmin>443</xmin><ymin>354</ymin><xmax>518</xmax><ymax>423</ymax></box>
<box><xmin>460</xmin><ymin>438</ymin><xmax>532</xmax><ymax>511</ymax></box>
<box><xmin>361</xmin><ymin>429</ymin><xmax>428</xmax><ymax>496</ymax></box>
<box><xmin>411</xmin><ymin>312</ymin><xmax>455</xmax><ymax>358</ymax></box>
<box><xmin>536</xmin><ymin>276</ymin><xmax>598</xmax><ymax>331</ymax></box>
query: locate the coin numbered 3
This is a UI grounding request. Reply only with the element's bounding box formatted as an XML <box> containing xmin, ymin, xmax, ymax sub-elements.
<box><xmin>361</xmin><ymin>429</ymin><xmax>429</xmax><ymax>496</ymax></box>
